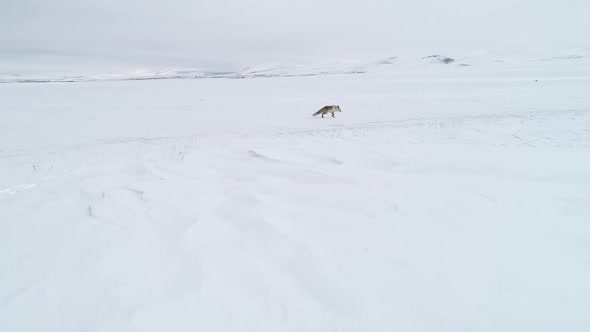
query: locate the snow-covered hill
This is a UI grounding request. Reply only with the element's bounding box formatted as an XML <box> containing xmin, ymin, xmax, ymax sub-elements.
<box><xmin>2</xmin><ymin>50</ymin><xmax>589</xmax><ymax>84</ymax></box>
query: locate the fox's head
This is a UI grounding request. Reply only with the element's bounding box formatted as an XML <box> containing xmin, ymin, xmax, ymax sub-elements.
<box><xmin>335</xmin><ymin>105</ymin><xmax>342</xmax><ymax>112</ymax></box>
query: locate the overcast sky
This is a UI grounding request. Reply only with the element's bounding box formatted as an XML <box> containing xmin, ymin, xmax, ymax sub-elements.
<box><xmin>1</xmin><ymin>0</ymin><xmax>589</xmax><ymax>70</ymax></box>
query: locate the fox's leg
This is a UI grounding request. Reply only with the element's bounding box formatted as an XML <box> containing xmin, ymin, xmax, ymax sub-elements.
<box><xmin>331</xmin><ymin>112</ymin><xmax>335</xmax><ymax>118</ymax></box>
<box><xmin>321</xmin><ymin>113</ymin><xmax>324</xmax><ymax>118</ymax></box>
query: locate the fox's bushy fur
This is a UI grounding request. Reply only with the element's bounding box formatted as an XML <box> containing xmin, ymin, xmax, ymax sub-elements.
<box><xmin>313</xmin><ymin>105</ymin><xmax>341</xmax><ymax>118</ymax></box>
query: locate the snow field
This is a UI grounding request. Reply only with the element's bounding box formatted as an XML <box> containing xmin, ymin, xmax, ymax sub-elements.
<box><xmin>1</xmin><ymin>70</ymin><xmax>590</xmax><ymax>331</ymax></box>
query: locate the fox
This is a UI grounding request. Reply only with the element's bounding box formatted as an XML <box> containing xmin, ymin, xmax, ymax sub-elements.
<box><xmin>312</xmin><ymin>105</ymin><xmax>341</xmax><ymax>118</ymax></box>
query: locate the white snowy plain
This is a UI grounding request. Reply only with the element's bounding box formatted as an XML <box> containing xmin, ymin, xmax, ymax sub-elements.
<box><xmin>1</xmin><ymin>58</ymin><xmax>590</xmax><ymax>331</ymax></box>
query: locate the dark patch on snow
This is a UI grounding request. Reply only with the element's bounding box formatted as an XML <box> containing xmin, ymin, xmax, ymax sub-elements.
<box><xmin>377</xmin><ymin>56</ymin><xmax>397</xmax><ymax>65</ymax></box>
<box><xmin>424</xmin><ymin>55</ymin><xmax>455</xmax><ymax>64</ymax></box>
<box><xmin>535</xmin><ymin>55</ymin><xmax>584</xmax><ymax>62</ymax></box>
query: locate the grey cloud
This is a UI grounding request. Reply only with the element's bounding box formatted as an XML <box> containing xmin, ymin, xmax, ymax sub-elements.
<box><xmin>1</xmin><ymin>0</ymin><xmax>588</xmax><ymax>70</ymax></box>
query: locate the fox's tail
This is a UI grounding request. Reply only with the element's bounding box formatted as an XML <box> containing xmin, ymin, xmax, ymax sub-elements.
<box><xmin>312</xmin><ymin>108</ymin><xmax>324</xmax><ymax>116</ymax></box>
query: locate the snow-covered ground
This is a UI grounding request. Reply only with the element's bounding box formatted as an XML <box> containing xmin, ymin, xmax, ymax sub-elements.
<box><xmin>1</xmin><ymin>57</ymin><xmax>590</xmax><ymax>331</ymax></box>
